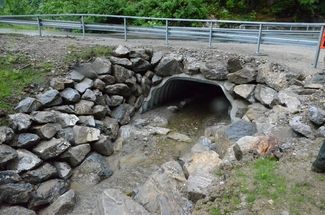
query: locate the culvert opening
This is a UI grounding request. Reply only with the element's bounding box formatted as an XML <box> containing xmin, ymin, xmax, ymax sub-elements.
<box><xmin>141</xmin><ymin>78</ymin><xmax>233</xmax><ymax>131</ymax></box>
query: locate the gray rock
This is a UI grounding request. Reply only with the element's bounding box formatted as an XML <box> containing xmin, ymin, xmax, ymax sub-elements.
<box><xmin>112</xmin><ymin>64</ymin><xmax>134</xmax><ymax>83</ymax></box>
<box><xmin>152</xmin><ymin>75</ymin><xmax>163</xmax><ymax>86</ymax></box>
<box><xmin>278</xmin><ymin>90</ymin><xmax>301</xmax><ymax>113</ymax></box>
<box><xmin>39</xmin><ymin>189</ymin><xmax>76</xmax><ymax>215</ymax></box>
<box><xmin>254</xmin><ymin>84</ymin><xmax>278</xmax><ymax>107</ymax></box>
<box><xmin>69</xmin><ymin>70</ymin><xmax>85</xmax><ymax>82</ymax></box>
<box><xmin>112</xmin><ymin>45</ymin><xmax>130</xmax><ymax>57</ymax></box>
<box><xmin>99</xmin><ymin>75</ymin><xmax>116</xmax><ymax>84</ymax></box>
<box><xmin>244</xmin><ymin>103</ymin><xmax>268</xmax><ymax>121</ymax></box>
<box><xmin>225</xmin><ymin>120</ymin><xmax>257</xmax><ymax>141</ymax></box>
<box><xmin>33</xmin><ymin>138</ymin><xmax>71</xmax><ymax>160</ymax></box>
<box><xmin>92</xmin><ymin>57</ymin><xmax>112</xmax><ymax>75</ymax></box>
<box><xmin>50</xmin><ymin>78</ymin><xmax>74</xmax><ymax>91</ymax></box>
<box><xmin>141</xmin><ymin>76</ymin><xmax>151</xmax><ymax>96</ymax></box>
<box><xmin>308</xmin><ymin>106</ymin><xmax>325</xmax><ymax>125</ymax></box>
<box><xmin>95</xmin><ymin>189</ymin><xmax>150</xmax><ymax>215</ymax></box>
<box><xmin>29</xmin><ymin>179</ymin><xmax>69</xmax><ymax>208</ymax></box>
<box><xmin>227</xmin><ymin>56</ymin><xmax>242</xmax><ymax>73</ymax></box>
<box><xmin>0</xmin><ymin>126</ymin><xmax>14</xmax><ymax>144</ymax></box>
<box><xmin>0</xmin><ymin>206</ymin><xmax>36</xmax><ymax>215</ymax></box>
<box><xmin>56</xmin><ymin>127</ymin><xmax>74</xmax><ymax>143</ymax></box>
<box><xmin>107</xmin><ymin>95</ymin><xmax>124</xmax><ymax>107</ymax></box>
<box><xmin>31</xmin><ymin>111</ymin><xmax>57</xmax><ymax>124</ymax></box>
<box><xmin>289</xmin><ymin>116</ymin><xmax>314</xmax><ymax>138</ymax></box>
<box><xmin>111</xmin><ymin>104</ymin><xmax>135</xmax><ymax>125</ymax></box>
<box><xmin>134</xmin><ymin>161</ymin><xmax>189</xmax><ymax>214</ymax></box>
<box><xmin>0</xmin><ymin>170</ymin><xmax>21</xmax><ymax>185</ymax></box>
<box><xmin>131</xmin><ymin>57</ymin><xmax>152</xmax><ymax>73</ymax></box>
<box><xmin>154</xmin><ymin>55</ymin><xmax>183</xmax><ymax>77</ymax></box>
<box><xmin>15</xmin><ymin>97</ymin><xmax>42</xmax><ymax>113</ymax></box>
<box><xmin>53</xmin><ymin>162</ymin><xmax>72</xmax><ymax>180</ymax></box>
<box><xmin>151</xmin><ymin>51</ymin><xmax>164</xmax><ymax>65</ymax></box>
<box><xmin>71</xmin><ymin>152</ymin><xmax>113</xmax><ymax>186</ymax></box>
<box><xmin>74</xmin><ymin>78</ymin><xmax>93</xmax><ymax>94</ymax></box>
<box><xmin>7</xmin><ymin>149</ymin><xmax>42</xmax><ymax>173</ymax></box>
<box><xmin>308</xmin><ymin>71</ymin><xmax>325</xmax><ymax>85</ymax></box>
<box><xmin>105</xmin><ymin>83</ymin><xmax>131</xmax><ymax>96</ymax></box>
<box><xmin>22</xmin><ymin>163</ymin><xmax>57</xmax><ymax>184</ymax></box>
<box><xmin>200</xmin><ymin>61</ymin><xmax>228</xmax><ymax>80</ymax></box>
<box><xmin>47</xmin><ymin>105</ymin><xmax>75</xmax><ymax>114</ymax></box>
<box><xmin>60</xmin><ymin>88</ymin><xmax>81</xmax><ymax>103</ymax></box>
<box><xmin>60</xmin><ymin>144</ymin><xmax>91</xmax><ymax>167</ymax></box>
<box><xmin>256</xmin><ymin>63</ymin><xmax>288</xmax><ymax>91</ymax></box>
<box><xmin>227</xmin><ymin>64</ymin><xmax>257</xmax><ymax>84</ymax></box>
<box><xmin>92</xmin><ymin>135</ymin><xmax>114</xmax><ymax>156</ymax></box>
<box><xmin>319</xmin><ymin>126</ymin><xmax>325</xmax><ymax>137</ymax></box>
<box><xmin>110</xmin><ymin>56</ymin><xmax>132</xmax><ymax>68</ymax></box>
<box><xmin>0</xmin><ymin>183</ymin><xmax>33</xmax><ymax>204</ymax></box>
<box><xmin>93</xmin><ymin>79</ymin><xmax>106</xmax><ymax>91</ymax></box>
<box><xmin>167</xmin><ymin>132</ymin><xmax>192</xmax><ymax>143</ymax></box>
<box><xmin>73</xmin><ymin>63</ymin><xmax>98</xmax><ymax>79</ymax></box>
<box><xmin>0</xmin><ymin>145</ymin><xmax>17</xmax><ymax>166</ymax></box>
<box><xmin>9</xmin><ymin>113</ymin><xmax>32</xmax><ymax>131</ymax></box>
<box><xmin>184</xmin><ymin>57</ymin><xmax>201</xmax><ymax>75</ymax></box>
<box><xmin>99</xmin><ymin>117</ymin><xmax>120</xmax><ymax>140</ymax></box>
<box><xmin>233</xmin><ymin>84</ymin><xmax>256</xmax><ymax>102</ymax></box>
<box><xmin>130</xmin><ymin>48</ymin><xmax>152</xmax><ymax>60</ymax></box>
<box><xmin>36</xmin><ymin>89</ymin><xmax>62</xmax><ymax>107</ymax></box>
<box><xmin>56</xmin><ymin>112</ymin><xmax>79</xmax><ymax>127</ymax></box>
<box><xmin>33</xmin><ymin>123</ymin><xmax>61</xmax><ymax>140</ymax></box>
<box><xmin>93</xmin><ymin>105</ymin><xmax>109</xmax><ymax>120</ymax></box>
<box><xmin>73</xmin><ymin>125</ymin><xmax>101</xmax><ymax>144</ymax></box>
<box><xmin>82</xmin><ymin>89</ymin><xmax>96</xmax><ymax>101</ymax></box>
<box><xmin>75</xmin><ymin>100</ymin><xmax>94</xmax><ymax>115</ymax></box>
<box><xmin>78</xmin><ymin>115</ymin><xmax>96</xmax><ymax>127</ymax></box>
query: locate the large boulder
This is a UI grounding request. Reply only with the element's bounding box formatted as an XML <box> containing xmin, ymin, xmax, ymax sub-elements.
<box><xmin>134</xmin><ymin>161</ymin><xmax>190</xmax><ymax>215</ymax></box>
<box><xmin>100</xmin><ymin>117</ymin><xmax>120</xmax><ymax>140</ymax></box>
<box><xmin>111</xmin><ymin>104</ymin><xmax>135</xmax><ymax>125</ymax></box>
<box><xmin>81</xmin><ymin>89</ymin><xmax>96</xmax><ymax>101</ymax></box>
<box><xmin>256</xmin><ymin>63</ymin><xmax>288</xmax><ymax>91</ymax></box>
<box><xmin>227</xmin><ymin>63</ymin><xmax>257</xmax><ymax>84</ymax></box>
<box><xmin>0</xmin><ymin>126</ymin><xmax>14</xmax><ymax>144</ymax></box>
<box><xmin>53</xmin><ymin>162</ymin><xmax>72</xmax><ymax>180</ymax></box>
<box><xmin>0</xmin><ymin>206</ymin><xmax>36</xmax><ymax>215</ymax></box>
<box><xmin>75</xmin><ymin>100</ymin><xmax>94</xmax><ymax>115</ymax></box>
<box><xmin>109</xmin><ymin>56</ymin><xmax>132</xmax><ymax>68</ymax></box>
<box><xmin>224</xmin><ymin>120</ymin><xmax>257</xmax><ymax>141</ymax></box>
<box><xmin>227</xmin><ymin>56</ymin><xmax>242</xmax><ymax>73</ymax></box>
<box><xmin>73</xmin><ymin>63</ymin><xmax>98</xmax><ymax>79</ymax></box>
<box><xmin>151</xmin><ymin>51</ymin><xmax>164</xmax><ymax>65</ymax></box>
<box><xmin>60</xmin><ymin>88</ymin><xmax>81</xmax><ymax>103</ymax></box>
<box><xmin>0</xmin><ymin>183</ymin><xmax>33</xmax><ymax>204</ymax></box>
<box><xmin>131</xmin><ymin>57</ymin><xmax>152</xmax><ymax>73</ymax></box>
<box><xmin>73</xmin><ymin>126</ymin><xmax>101</xmax><ymax>144</ymax></box>
<box><xmin>92</xmin><ymin>57</ymin><xmax>112</xmax><ymax>75</ymax></box>
<box><xmin>167</xmin><ymin>132</ymin><xmax>192</xmax><ymax>143</ymax></box>
<box><xmin>50</xmin><ymin>77</ymin><xmax>74</xmax><ymax>91</ymax></box>
<box><xmin>289</xmin><ymin>116</ymin><xmax>314</xmax><ymax>139</ymax></box>
<box><xmin>16</xmin><ymin>133</ymin><xmax>40</xmax><ymax>148</ymax></box>
<box><xmin>154</xmin><ymin>55</ymin><xmax>183</xmax><ymax>77</ymax></box>
<box><xmin>60</xmin><ymin>144</ymin><xmax>91</xmax><ymax>167</ymax></box>
<box><xmin>244</xmin><ymin>103</ymin><xmax>268</xmax><ymax>122</ymax></box>
<box><xmin>15</xmin><ymin>97</ymin><xmax>42</xmax><ymax>113</ymax></box>
<box><xmin>308</xmin><ymin>106</ymin><xmax>325</xmax><ymax>126</ymax></box>
<box><xmin>278</xmin><ymin>90</ymin><xmax>301</xmax><ymax>113</ymax></box>
<box><xmin>8</xmin><ymin>113</ymin><xmax>32</xmax><ymax>131</ymax></box>
<box><xmin>71</xmin><ymin>152</ymin><xmax>113</xmax><ymax>186</ymax></box>
<box><xmin>7</xmin><ymin>149</ymin><xmax>42</xmax><ymax>173</ymax></box>
<box><xmin>0</xmin><ymin>170</ymin><xmax>21</xmax><ymax>185</ymax></box>
<box><xmin>56</xmin><ymin>112</ymin><xmax>79</xmax><ymax>127</ymax></box>
<box><xmin>29</xmin><ymin>179</ymin><xmax>69</xmax><ymax>208</ymax></box>
<box><xmin>39</xmin><ymin>189</ymin><xmax>76</xmax><ymax>215</ymax></box>
<box><xmin>31</xmin><ymin>111</ymin><xmax>57</xmax><ymax>124</ymax></box>
<box><xmin>36</xmin><ymin>89</ymin><xmax>62</xmax><ymax>107</ymax></box>
<box><xmin>105</xmin><ymin>83</ymin><xmax>131</xmax><ymax>97</ymax></box>
<box><xmin>107</xmin><ymin>95</ymin><xmax>124</xmax><ymax>107</ymax></box>
<box><xmin>112</xmin><ymin>64</ymin><xmax>134</xmax><ymax>83</ymax></box>
<box><xmin>92</xmin><ymin>135</ymin><xmax>114</xmax><ymax>156</ymax></box>
<box><xmin>200</xmin><ymin>61</ymin><xmax>228</xmax><ymax>80</ymax></box>
<box><xmin>74</xmin><ymin>78</ymin><xmax>93</xmax><ymax>94</ymax></box>
<box><xmin>312</xmin><ymin>141</ymin><xmax>325</xmax><ymax>173</ymax></box>
<box><xmin>33</xmin><ymin>123</ymin><xmax>61</xmax><ymax>140</ymax></box>
<box><xmin>233</xmin><ymin>84</ymin><xmax>256</xmax><ymax>102</ymax></box>
<box><xmin>95</xmin><ymin>189</ymin><xmax>150</xmax><ymax>215</ymax></box>
<box><xmin>33</xmin><ymin>138</ymin><xmax>71</xmax><ymax>160</ymax></box>
<box><xmin>78</xmin><ymin>116</ymin><xmax>96</xmax><ymax>127</ymax></box>
<box><xmin>22</xmin><ymin>163</ymin><xmax>57</xmax><ymax>184</ymax></box>
<box><xmin>112</xmin><ymin>45</ymin><xmax>130</xmax><ymax>58</ymax></box>
<box><xmin>254</xmin><ymin>84</ymin><xmax>278</xmax><ymax>107</ymax></box>
<box><xmin>0</xmin><ymin>145</ymin><xmax>17</xmax><ymax>166</ymax></box>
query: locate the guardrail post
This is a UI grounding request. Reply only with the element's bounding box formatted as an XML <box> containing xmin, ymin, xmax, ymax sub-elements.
<box><xmin>124</xmin><ymin>17</ymin><xmax>127</xmax><ymax>41</ymax></box>
<box><xmin>165</xmin><ymin>19</ymin><xmax>169</xmax><ymax>46</ymax></box>
<box><xmin>81</xmin><ymin>16</ymin><xmax>85</xmax><ymax>38</ymax></box>
<box><xmin>256</xmin><ymin>24</ymin><xmax>263</xmax><ymax>55</ymax></box>
<box><xmin>209</xmin><ymin>22</ymin><xmax>213</xmax><ymax>48</ymax></box>
<box><xmin>37</xmin><ymin>16</ymin><xmax>42</xmax><ymax>37</ymax></box>
<box><xmin>313</xmin><ymin>25</ymin><xmax>324</xmax><ymax>68</ymax></box>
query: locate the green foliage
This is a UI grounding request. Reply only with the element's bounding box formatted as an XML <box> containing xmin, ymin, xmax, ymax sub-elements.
<box><xmin>64</xmin><ymin>45</ymin><xmax>112</xmax><ymax>64</ymax></box>
<box><xmin>210</xmin><ymin>207</ymin><xmax>222</xmax><ymax>215</ymax></box>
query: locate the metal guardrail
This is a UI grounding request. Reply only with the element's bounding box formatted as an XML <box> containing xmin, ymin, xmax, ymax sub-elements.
<box><xmin>0</xmin><ymin>14</ymin><xmax>324</xmax><ymax>68</ymax></box>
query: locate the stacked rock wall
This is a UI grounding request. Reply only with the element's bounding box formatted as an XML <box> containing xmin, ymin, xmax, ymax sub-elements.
<box><xmin>0</xmin><ymin>44</ymin><xmax>318</xmax><ymax>214</ymax></box>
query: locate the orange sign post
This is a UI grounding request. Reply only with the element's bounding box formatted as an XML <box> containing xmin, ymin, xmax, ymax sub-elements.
<box><xmin>321</xmin><ymin>30</ymin><xmax>325</xmax><ymax>49</ymax></box>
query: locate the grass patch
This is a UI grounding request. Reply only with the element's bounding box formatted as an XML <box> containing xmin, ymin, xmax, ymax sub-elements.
<box><xmin>65</xmin><ymin>45</ymin><xmax>112</xmax><ymax>64</ymax></box>
<box><xmin>0</xmin><ymin>23</ymin><xmax>39</xmax><ymax>31</ymax></box>
<box><xmin>210</xmin><ymin>207</ymin><xmax>221</xmax><ymax>215</ymax></box>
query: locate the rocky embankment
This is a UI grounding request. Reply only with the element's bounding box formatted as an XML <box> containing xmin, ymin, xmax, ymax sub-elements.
<box><xmin>0</xmin><ymin>45</ymin><xmax>324</xmax><ymax>214</ymax></box>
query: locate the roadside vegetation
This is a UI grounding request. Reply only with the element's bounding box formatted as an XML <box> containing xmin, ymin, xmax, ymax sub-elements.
<box><xmin>0</xmin><ymin>0</ymin><xmax>324</xmax><ymax>22</ymax></box>
<box><xmin>198</xmin><ymin>157</ymin><xmax>325</xmax><ymax>215</ymax></box>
